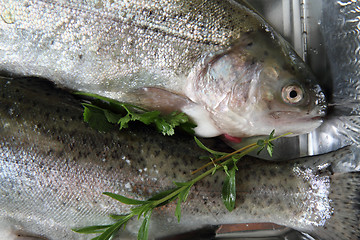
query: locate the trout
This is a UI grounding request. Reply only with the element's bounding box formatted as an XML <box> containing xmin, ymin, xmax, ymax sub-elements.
<box><xmin>0</xmin><ymin>77</ymin><xmax>357</xmax><ymax>240</ymax></box>
<box><xmin>0</xmin><ymin>0</ymin><xmax>327</xmax><ymax>138</ymax></box>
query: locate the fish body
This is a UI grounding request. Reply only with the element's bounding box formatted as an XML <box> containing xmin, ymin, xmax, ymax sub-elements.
<box><xmin>0</xmin><ymin>0</ymin><xmax>326</xmax><ymax>138</ymax></box>
<box><xmin>0</xmin><ymin>77</ymin><xmax>357</xmax><ymax>240</ymax></box>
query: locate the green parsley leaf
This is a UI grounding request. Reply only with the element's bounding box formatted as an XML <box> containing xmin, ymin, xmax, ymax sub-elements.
<box><xmin>82</xmin><ymin>104</ymin><xmax>114</xmax><ymax>132</ymax></box>
<box><xmin>76</xmin><ymin>92</ymin><xmax>195</xmax><ymax>136</ymax></box>
<box><xmin>118</xmin><ymin>112</ymin><xmax>132</xmax><ymax>129</ymax></box>
<box><xmin>103</xmin><ymin>110</ymin><xmax>123</xmax><ymax>124</ymax></box>
<box><xmin>154</xmin><ymin>118</ymin><xmax>175</xmax><ymax>135</ymax></box>
<box><xmin>138</xmin><ymin>111</ymin><xmax>161</xmax><ymax>124</ymax></box>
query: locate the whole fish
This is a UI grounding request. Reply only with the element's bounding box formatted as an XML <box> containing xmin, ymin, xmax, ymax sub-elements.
<box><xmin>0</xmin><ymin>77</ymin><xmax>357</xmax><ymax>240</ymax></box>
<box><xmin>0</xmin><ymin>0</ymin><xmax>327</xmax><ymax>138</ymax></box>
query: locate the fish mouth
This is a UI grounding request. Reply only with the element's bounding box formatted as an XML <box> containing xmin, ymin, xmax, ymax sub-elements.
<box><xmin>298</xmin><ymin>115</ymin><xmax>324</xmax><ymax>123</ymax></box>
<box><xmin>269</xmin><ymin>111</ymin><xmax>324</xmax><ymax>122</ymax></box>
<box><xmin>266</xmin><ymin>111</ymin><xmax>324</xmax><ymax>136</ymax></box>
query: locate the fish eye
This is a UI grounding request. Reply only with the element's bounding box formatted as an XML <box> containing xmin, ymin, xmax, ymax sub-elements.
<box><xmin>282</xmin><ymin>85</ymin><xmax>304</xmax><ymax>104</ymax></box>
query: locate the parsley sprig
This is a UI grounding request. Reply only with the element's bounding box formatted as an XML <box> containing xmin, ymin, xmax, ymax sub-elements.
<box><xmin>73</xmin><ymin>130</ymin><xmax>291</xmax><ymax>240</ymax></box>
<box><xmin>76</xmin><ymin>92</ymin><xmax>196</xmax><ymax>135</ymax></box>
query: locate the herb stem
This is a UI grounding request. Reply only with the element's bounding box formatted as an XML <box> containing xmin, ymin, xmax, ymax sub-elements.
<box><xmin>191</xmin><ymin>142</ymin><xmax>257</xmax><ymax>175</ymax></box>
<box><xmin>151</xmin><ymin>187</ymin><xmax>186</xmax><ymax>207</ymax></box>
<box><xmin>191</xmin><ymin>132</ymin><xmax>292</xmax><ymax>175</ymax></box>
<box><xmin>120</xmin><ymin>132</ymin><xmax>291</xmax><ymax>225</ymax></box>
<box><xmin>98</xmin><ymin>214</ymin><xmax>134</xmax><ymax>240</ymax></box>
<box><xmin>194</xmin><ymin>144</ymin><xmax>259</xmax><ymax>181</ymax></box>
<box><xmin>151</xmin><ymin>144</ymin><xmax>260</xmax><ymax>208</ymax></box>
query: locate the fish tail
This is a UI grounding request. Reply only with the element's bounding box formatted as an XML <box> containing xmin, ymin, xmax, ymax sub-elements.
<box><xmin>311</xmin><ymin>171</ymin><xmax>360</xmax><ymax>240</ymax></box>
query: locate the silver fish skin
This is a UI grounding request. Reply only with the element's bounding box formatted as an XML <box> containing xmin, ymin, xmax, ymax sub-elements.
<box><xmin>0</xmin><ymin>0</ymin><xmax>326</xmax><ymax>138</ymax></box>
<box><xmin>0</xmin><ymin>77</ymin><xmax>358</xmax><ymax>240</ymax></box>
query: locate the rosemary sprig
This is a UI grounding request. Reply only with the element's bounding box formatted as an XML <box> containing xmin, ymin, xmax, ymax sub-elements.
<box><xmin>73</xmin><ymin>130</ymin><xmax>290</xmax><ymax>240</ymax></box>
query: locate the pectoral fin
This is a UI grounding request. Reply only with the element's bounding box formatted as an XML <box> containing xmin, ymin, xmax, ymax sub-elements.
<box><xmin>128</xmin><ymin>87</ymin><xmax>195</xmax><ymax>114</ymax></box>
<box><xmin>128</xmin><ymin>87</ymin><xmax>222</xmax><ymax>137</ymax></box>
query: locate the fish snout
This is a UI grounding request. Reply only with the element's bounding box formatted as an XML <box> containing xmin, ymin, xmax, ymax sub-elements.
<box><xmin>312</xmin><ymin>86</ymin><xmax>328</xmax><ymax>117</ymax></box>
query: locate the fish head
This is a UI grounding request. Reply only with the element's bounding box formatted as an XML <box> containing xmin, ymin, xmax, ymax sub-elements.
<box><xmin>248</xmin><ymin>60</ymin><xmax>327</xmax><ymax>137</ymax></box>
<box><xmin>187</xmin><ymin>30</ymin><xmax>327</xmax><ymax>137</ymax></box>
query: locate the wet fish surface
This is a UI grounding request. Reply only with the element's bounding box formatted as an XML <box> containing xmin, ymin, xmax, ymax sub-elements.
<box><xmin>0</xmin><ymin>76</ymin><xmax>358</xmax><ymax>239</ymax></box>
<box><xmin>0</xmin><ymin>0</ymin><xmax>326</xmax><ymax>138</ymax></box>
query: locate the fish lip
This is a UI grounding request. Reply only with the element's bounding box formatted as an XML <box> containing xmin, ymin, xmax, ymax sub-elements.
<box><xmin>269</xmin><ymin>111</ymin><xmax>325</xmax><ymax>121</ymax></box>
<box><xmin>299</xmin><ymin>115</ymin><xmax>324</xmax><ymax>122</ymax></box>
<box><xmin>298</xmin><ymin>115</ymin><xmax>324</xmax><ymax>124</ymax></box>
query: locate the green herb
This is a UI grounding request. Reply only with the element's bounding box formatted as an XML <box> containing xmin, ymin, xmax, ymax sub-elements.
<box><xmin>76</xmin><ymin>92</ymin><xmax>196</xmax><ymax>136</ymax></box>
<box><xmin>138</xmin><ymin>211</ymin><xmax>152</xmax><ymax>240</ymax></box>
<box><xmin>73</xmin><ymin>184</ymin><xmax>193</xmax><ymax>240</ymax></box>
<box><xmin>222</xmin><ymin>166</ymin><xmax>236</xmax><ymax>211</ymax></box>
<box><xmin>72</xmin><ymin>225</ymin><xmax>112</xmax><ymax>234</ymax></box>
<box><xmin>257</xmin><ymin>129</ymin><xmax>275</xmax><ymax>157</ymax></box>
<box><xmin>73</xmin><ymin>131</ymin><xmax>291</xmax><ymax>240</ymax></box>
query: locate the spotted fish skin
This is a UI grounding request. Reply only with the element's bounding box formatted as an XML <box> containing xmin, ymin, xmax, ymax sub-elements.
<box><xmin>0</xmin><ymin>0</ymin><xmax>326</xmax><ymax>138</ymax></box>
<box><xmin>0</xmin><ymin>77</ymin><xmax>357</xmax><ymax>240</ymax></box>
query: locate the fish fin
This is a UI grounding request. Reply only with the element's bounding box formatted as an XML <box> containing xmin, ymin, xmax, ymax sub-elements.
<box><xmin>127</xmin><ymin>87</ymin><xmax>195</xmax><ymax>114</ymax></box>
<box><xmin>296</xmin><ymin>146</ymin><xmax>353</xmax><ymax>171</ymax></box>
<box><xmin>294</xmin><ymin>146</ymin><xmax>360</xmax><ymax>240</ymax></box>
<box><xmin>310</xmin><ymin>171</ymin><xmax>360</xmax><ymax>240</ymax></box>
<box><xmin>129</xmin><ymin>87</ymin><xmax>222</xmax><ymax>137</ymax></box>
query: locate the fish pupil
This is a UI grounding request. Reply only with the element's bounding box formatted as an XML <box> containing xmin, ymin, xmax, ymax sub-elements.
<box><xmin>289</xmin><ymin>90</ymin><xmax>297</xmax><ymax>98</ymax></box>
